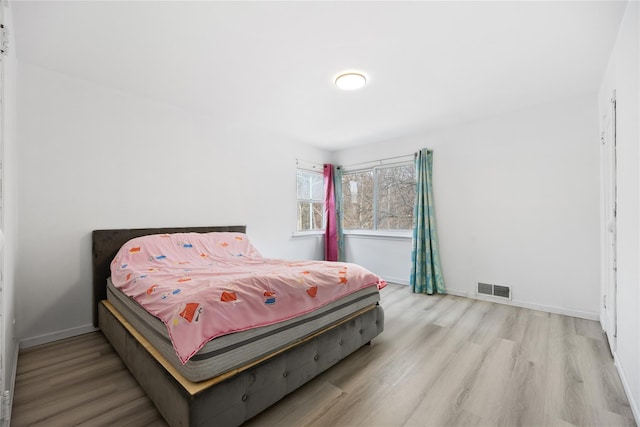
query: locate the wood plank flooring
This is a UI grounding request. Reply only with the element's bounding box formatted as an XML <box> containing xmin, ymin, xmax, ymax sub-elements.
<box><xmin>12</xmin><ymin>284</ymin><xmax>636</xmax><ymax>426</ymax></box>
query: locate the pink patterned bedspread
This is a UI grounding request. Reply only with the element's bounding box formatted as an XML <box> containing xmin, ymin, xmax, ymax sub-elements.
<box><xmin>110</xmin><ymin>232</ymin><xmax>384</xmax><ymax>364</ymax></box>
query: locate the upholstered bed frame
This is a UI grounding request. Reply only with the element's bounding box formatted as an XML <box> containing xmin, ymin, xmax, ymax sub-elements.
<box><xmin>92</xmin><ymin>225</ymin><xmax>384</xmax><ymax>427</ymax></box>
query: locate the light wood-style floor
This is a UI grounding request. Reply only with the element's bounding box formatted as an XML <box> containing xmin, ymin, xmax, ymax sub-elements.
<box><xmin>12</xmin><ymin>284</ymin><xmax>636</xmax><ymax>427</ymax></box>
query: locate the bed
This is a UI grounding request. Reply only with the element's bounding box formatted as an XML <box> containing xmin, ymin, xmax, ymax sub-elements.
<box><xmin>92</xmin><ymin>225</ymin><xmax>385</xmax><ymax>427</ymax></box>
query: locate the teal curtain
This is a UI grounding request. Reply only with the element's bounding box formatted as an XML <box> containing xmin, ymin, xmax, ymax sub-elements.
<box><xmin>410</xmin><ymin>149</ymin><xmax>445</xmax><ymax>294</ymax></box>
<box><xmin>333</xmin><ymin>166</ymin><xmax>345</xmax><ymax>262</ymax></box>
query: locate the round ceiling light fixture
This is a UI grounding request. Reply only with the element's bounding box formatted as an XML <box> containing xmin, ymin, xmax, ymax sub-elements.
<box><xmin>335</xmin><ymin>72</ymin><xmax>367</xmax><ymax>90</ymax></box>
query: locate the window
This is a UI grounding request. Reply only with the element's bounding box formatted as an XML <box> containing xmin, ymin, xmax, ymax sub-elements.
<box><xmin>296</xmin><ymin>169</ymin><xmax>324</xmax><ymax>231</ymax></box>
<box><xmin>341</xmin><ymin>170</ymin><xmax>374</xmax><ymax>229</ymax></box>
<box><xmin>342</xmin><ymin>163</ymin><xmax>415</xmax><ymax>231</ymax></box>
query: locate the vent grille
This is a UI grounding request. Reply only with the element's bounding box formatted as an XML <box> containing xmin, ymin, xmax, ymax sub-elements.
<box><xmin>476</xmin><ymin>282</ymin><xmax>511</xmax><ymax>300</ymax></box>
<box><xmin>493</xmin><ymin>285</ymin><xmax>511</xmax><ymax>299</ymax></box>
<box><xmin>477</xmin><ymin>282</ymin><xmax>493</xmax><ymax>296</ymax></box>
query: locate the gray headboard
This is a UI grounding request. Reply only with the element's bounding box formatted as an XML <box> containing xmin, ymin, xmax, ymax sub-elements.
<box><xmin>91</xmin><ymin>225</ymin><xmax>247</xmax><ymax>327</ymax></box>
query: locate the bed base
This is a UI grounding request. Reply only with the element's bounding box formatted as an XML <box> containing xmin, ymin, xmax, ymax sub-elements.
<box><xmin>93</xmin><ymin>225</ymin><xmax>385</xmax><ymax>426</ymax></box>
<box><xmin>99</xmin><ymin>300</ymin><xmax>384</xmax><ymax>427</ymax></box>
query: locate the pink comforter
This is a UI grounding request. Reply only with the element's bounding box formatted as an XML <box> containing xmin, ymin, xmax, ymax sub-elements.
<box><xmin>110</xmin><ymin>232</ymin><xmax>384</xmax><ymax>364</ymax></box>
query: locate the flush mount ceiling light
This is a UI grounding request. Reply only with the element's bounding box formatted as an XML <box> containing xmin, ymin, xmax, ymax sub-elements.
<box><xmin>335</xmin><ymin>72</ymin><xmax>367</xmax><ymax>90</ymax></box>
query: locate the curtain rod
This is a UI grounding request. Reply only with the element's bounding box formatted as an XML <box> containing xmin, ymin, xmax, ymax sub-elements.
<box><xmin>341</xmin><ymin>153</ymin><xmax>414</xmax><ymax>170</ymax></box>
<box><xmin>296</xmin><ymin>159</ymin><xmax>324</xmax><ymax>171</ymax></box>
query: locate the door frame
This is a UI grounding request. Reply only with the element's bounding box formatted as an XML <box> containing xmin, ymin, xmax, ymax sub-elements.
<box><xmin>600</xmin><ymin>90</ymin><xmax>617</xmax><ymax>354</ymax></box>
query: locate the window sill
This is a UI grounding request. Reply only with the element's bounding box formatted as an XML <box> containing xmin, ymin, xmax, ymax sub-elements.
<box><xmin>291</xmin><ymin>230</ymin><xmax>412</xmax><ymax>240</ymax></box>
<box><xmin>343</xmin><ymin>230</ymin><xmax>412</xmax><ymax>240</ymax></box>
<box><xmin>291</xmin><ymin>231</ymin><xmax>324</xmax><ymax>238</ymax></box>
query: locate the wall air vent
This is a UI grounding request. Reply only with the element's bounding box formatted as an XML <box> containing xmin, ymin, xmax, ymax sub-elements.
<box><xmin>493</xmin><ymin>285</ymin><xmax>511</xmax><ymax>299</ymax></box>
<box><xmin>477</xmin><ymin>282</ymin><xmax>493</xmax><ymax>296</ymax></box>
<box><xmin>476</xmin><ymin>282</ymin><xmax>511</xmax><ymax>300</ymax></box>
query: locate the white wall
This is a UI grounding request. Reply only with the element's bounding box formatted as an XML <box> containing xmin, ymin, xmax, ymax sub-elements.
<box><xmin>599</xmin><ymin>1</ymin><xmax>639</xmax><ymax>421</ymax></box>
<box><xmin>344</xmin><ymin>235</ymin><xmax>412</xmax><ymax>285</ymax></box>
<box><xmin>2</xmin><ymin>0</ymin><xmax>19</xmax><ymax>417</ymax></box>
<box><xmin>334</xmin><ymin>92</ymin><xmax>601</xmax><ymax>320</ymax></box>
<box><xmin>16</xmin><ymin>62</ymin><xmax>330</xmax><ymax>346</ymax></box>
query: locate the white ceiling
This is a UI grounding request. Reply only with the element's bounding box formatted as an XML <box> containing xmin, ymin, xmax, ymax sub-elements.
<box><xmin>12</xmin><ymin>1</ymin><xmax>628</xmax><ymax>151</ymax></box>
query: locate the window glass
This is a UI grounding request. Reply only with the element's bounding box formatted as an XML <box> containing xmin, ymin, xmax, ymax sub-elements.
<box><xmin>376</xmin><ymin>164</ymin><xmax>415</xmax><ymax>230</ymax></box>
<box><xmin>342</xmin><ymin>163</ymin><xmax>414</xmax><ymax>231</ymax></box>
<box><xmin>342</xmin><ymin>170</ymin><xmax>374</xmax><ymax>229</ymax></box>
<box><xmin>296</xmin><ymin>170</ymin><xmax>324</xmax><ymax>231</ymax></box>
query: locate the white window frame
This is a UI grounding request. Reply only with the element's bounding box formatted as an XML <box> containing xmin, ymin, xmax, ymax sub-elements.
<box><xmin>295</xmin><ymin>167</ymin><xmax>325</xmax><ymax>234</ymax></box>
<box><xmin>342</xmin><ymin>160</ymin><xmax>414</xmax><ymax>238</ymax></box>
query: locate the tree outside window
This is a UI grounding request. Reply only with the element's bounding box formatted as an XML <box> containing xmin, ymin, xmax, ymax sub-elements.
<box><xmin>342</xmin><ymin>163</ymin><xmax>415</xmax><ymax>230</ymax></box>
<box><xmin>296</xmin><ymin>169</ymin><xmax>324</xmax><ymax>231</ymax></box>
<box><xmin>342</xmin><ymin>170</ymin><xmax>373</xmax><ymax>229</ymax></box>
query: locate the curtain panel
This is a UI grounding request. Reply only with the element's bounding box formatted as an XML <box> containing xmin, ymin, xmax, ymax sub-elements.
<box><xmin>323</xmin><ymin>164</ymin><xmax>338</xmax><ymax>261</ymax></box>
<box><xmin>410</xmin><ymin>149</ymin><xmax>445</xmax><ymax>294</ymax></box>
<box><xmin>333</xmin><ymin>166</ymin><xmax>345</xmax><ymax>262</ymax></box>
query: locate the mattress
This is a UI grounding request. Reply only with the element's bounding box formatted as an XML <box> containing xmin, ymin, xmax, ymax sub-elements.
<box><xmin>107</xmin><ymin>278</ymin><xmax>380</xmax><ymax>382</ymax></box>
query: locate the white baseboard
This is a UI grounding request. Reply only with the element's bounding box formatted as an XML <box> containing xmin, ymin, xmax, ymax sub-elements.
<box><xmin>614</xmin><ymin>353</ymin><xmax>640</xmax><ymax>425</ymax></box>
<box><xmin>380</xmin><ymin>276</ymin><xmax>409</xmax><ymax>286</ymax></box>
<box><xmin>444</xmin><ymin>287</ymin><xmax>599</xmax><ymax>321</ymax></box>
<box><xmin>377</xmin><ymin>282</ymin><xmax>599</xmax><ymax>321</ymax></box>
<box><xmin>444</xmin><ymin>288</ymin><xmax>468</xmax><ymax>298</ymax></box>
<box><xmin>20</xmin><ymin>323</ymin><xmax>98</xmax><ymax>349</ymax></box>
<box><xmin>384</xmin><ymin>280</ymin><xmax>470</xmax><ymax>298</ymax></box>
